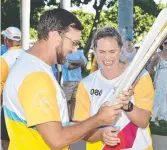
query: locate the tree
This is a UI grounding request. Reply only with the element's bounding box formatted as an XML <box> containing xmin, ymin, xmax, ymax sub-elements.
<box><xmin>71</xmin><ymin>6</ymin><xmax>118</xmax><ymax>49</ymax></box>
<box><xmin>71</xmin><ymin>2</ymin><xmax>162</xmax><ymax>47</ymax></box>
<box><xmin>133</xmin><ymin>6</ymin><xmax>155</xmax><ymax>42</ymax></box>
<box><xmin>134</xmin><ymin>0</ymin><xmax>165</xmax><ymax>16</ymax></box>
<box><xmin>1</xmin><ymin>0</ymin><xmax>47</xmax><ymax>30</ymax></box>
<box><xmin>71</xmin><ymin>0</ymin><xmax>117</xmax><ymax>53</ymax></box>
<box><xmin>72</xmin><ymin>10</ymin><xmax>94</xmax><ymax>48</ymax></box>
<box><xmin>30</xmin><ymin>28</ymin><xmax>38</xmax><ymax>40</ymax></box>
<box><xmin>2</xmin><ymin>0</ymin><xmax>163</xmax><ymax>50</ymax></box>
<box><xmin>1</xmin><ymin>0</ymin><xmax>20</xmax><ymax>29</ymax></box>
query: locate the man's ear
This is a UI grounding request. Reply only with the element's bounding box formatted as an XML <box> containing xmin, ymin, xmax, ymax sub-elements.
<box><xmin>49</xmin><ymin>31</ymin><xmax>62</xmax><ymax>43</ymax></box>
<box><xmin>48</xmin><ymin>31</ymin><xmax>60</xmax><ymax>39</ymax></box>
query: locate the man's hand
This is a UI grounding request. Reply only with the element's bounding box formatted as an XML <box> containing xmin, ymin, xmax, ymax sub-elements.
<box><xmin>103</xmin><ymin>126</ymin><xmax>120</xmax><ymax>146</ymax></box>
<box><xmin>95</xmin><ymin>102</ymin><xmax>123</xmax><ymax>125</ymax></box>
<box><xmin>117</xmin><ymin>87</ymin><xmax>134</xmax><ymax>110</ymax></box>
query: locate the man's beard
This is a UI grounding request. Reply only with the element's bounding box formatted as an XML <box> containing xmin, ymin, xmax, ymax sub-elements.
<box><xmin>56</xmin><ymin>46</ymin><xmax>67</xmax><ymax>64</ymax></box>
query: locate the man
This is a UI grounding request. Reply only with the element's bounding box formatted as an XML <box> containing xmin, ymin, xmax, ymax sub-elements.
<box><xmin>62</xmin><ymin>49</ymin><xmax>87</xmax><ymax>118</ymax></box>
<box><xmin>0</xmin><ymin>44</ymin><xmax>8</xmax><ymax>55</ymax></box>
<box><xmin>0</xmin><ymin>27</ymin><xmax>23</xmax><ymax>93</ymax></box>
<box><xmin>1</xmin><ymin>35</ymin><xmax>8</xmax><ymax>55</ymax></box>
<box><xmin>73</xmin><ymin>27</ymin><xmax>154</xmax><ymax>150</ymax></box>
<box><xmin>3</xmin><ymin>9</ymin><xmax>131</xmax><ymax>150</ymax></box>
<box><xmin>0</xmin><ymin>26</ymin><xmax>22</xmax><ymax>150</ymax></box>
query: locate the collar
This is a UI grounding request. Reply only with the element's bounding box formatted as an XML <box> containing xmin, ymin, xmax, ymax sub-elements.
<box><xmin>8</xmin><ymin>46</ymin><xmax>22</xmax><ymax>50</ymax></box>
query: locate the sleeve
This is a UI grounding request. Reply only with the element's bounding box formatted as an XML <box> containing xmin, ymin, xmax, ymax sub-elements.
<box><xmin>80</xmin><ymin>51</ymin><xmax>88</xmax><ymax>66</ymax></box>
<box><xmin>73</xmin><ymin>82</ymin><xmax>91</xmax><ymax>121</ymax></box>
<box><xmin>90</xmin><ymin>57</ymin><xmax>98</xmax><ymax>73</ymax></box>
<box><xmin>134</xmin><ymin>73</ymin><xmax>154</xmax><ymax>113</ymax></box>
<box><xmin>18</xmin><ymin>72</ymin><xmax>61</xmax><ymax>127</ymax></box>
<box><xmin>0</xmin><ymin>57</ymin><xmax>9</xmax><ymax>94</ymax></box>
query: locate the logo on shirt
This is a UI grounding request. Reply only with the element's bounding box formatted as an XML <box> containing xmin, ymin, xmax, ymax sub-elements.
<box><xmin>90</xmin><ymin>89</ymin><xmax>102</xmax><ymax>96</ymax></box>
<box><xmin>33</xmin><ymin>90</ymin><xmax>54</xmax><ymax>112</ymax></box>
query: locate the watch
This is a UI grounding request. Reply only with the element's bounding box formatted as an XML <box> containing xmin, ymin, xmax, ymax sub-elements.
<box><xmin>122</xmin><ymin>101</ymin><xmax>134</xmax><ymax>112</ymax></box>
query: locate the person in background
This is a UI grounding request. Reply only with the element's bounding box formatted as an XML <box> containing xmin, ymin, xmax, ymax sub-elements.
<box><xmin>52</xmin><ymin>64</ymin><xmax>58</xmax><ymax>80</ymax></box>
<box><xmin>148</xmin><ymin>38</ymin><xmax>167</xmax><ymax>123</ymax></box>
<box><xmin>86</xmin><ymin>47</ymin><xmax>94</xmax><ymax>71</ymax></box>
<box><xmin>120</xmin><ymin>35</ymin><xmax>136</xmax><ymax>65</ymax></box>
<box><xmin>57</xmin><ymin>64</ymin><xmax>62</xmax><ymax>85</ymax></box>
<box><xmin>1</xmin><ymin>35</ymin><xmax>8</xmax><ymax>55</ymax></box>
<box><xmin>1</xmin><ymin>26</ymin><xmax>23</xmax><ymax>150</ymax></box>
<box><xmin>62</xmin><ymin>49</ymin><xmax>87</xmax><ymax>119</ymax></box>
<box><xmin>1</xmin><ymin>45</ymin><xmax>8</xmax><ymax>55</ymax></box>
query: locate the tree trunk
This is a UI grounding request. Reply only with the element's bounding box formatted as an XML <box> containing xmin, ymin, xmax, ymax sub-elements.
<box><xmin>84</xmin><ymin>0</ymin><xmax>107</xmax><ymax>55</ymax></box>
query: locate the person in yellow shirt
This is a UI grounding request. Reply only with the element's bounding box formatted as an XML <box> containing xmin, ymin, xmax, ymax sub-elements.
<box><xmin>3</xmin><ymin>9</ymin><xmax>132</xmax><ymax>150</ymax></box>
<box><xmin>1</xmin><ymin>27</ymin><xmax>23</xmax><ymax>93</ymax></box>
<box><xmin>1</xmin><ymin>26</ymin><xmax>23</xmax><ymax>150</ymax></box>
<box><xmin>90</xmin><ymin>56</ymin><xmax>98</xmax><ymax>73</ymax></box>
<box><xmin>74</xmin><ymin>27</ymin><xmax>154</xmax><ymax>150</ymax></box>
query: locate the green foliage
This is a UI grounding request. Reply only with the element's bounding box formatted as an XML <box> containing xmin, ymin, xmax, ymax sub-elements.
<box><xmin>72</xmin><ymin>7</ymin><xmax>118</xmax><ymax>49</ymax></box>
<box><xmin>29</xmin><ymin>28</ymin><xmax>38</xmax><ymax>40</ymax></box>
<box><xmin>1</xmin><ymin>0</ymin><xmax>165</xmax><ymax>49</ymax></box>
<box><xmin>1</xmin><ymin>0</ymin><xmax>46</xmax><ymax>30</ymax></box>
<box><xmin>30</xmin><ymin>0</ymin><xmax>47</xmax><ymax>29</ymax></box>
<box><xmin>1</xmin><ymin>0</ymin><xmax>20</xmax><ymax>30</ymax></box>
<box><xmin>71</xmin><ymin>4</ymin><xmax>157</xmax><ymax>48</ymax></box>
<box><xmin>134</xmin><ymin>0</ymin><xmax>165</xmax><ymax>16</ymax></box>
<box><xmin>72</xmin><ymin>10</ymin><xmax>94</xmax><ymax>48</ymax></box>
<box><xmin>99</xmin><ymin>7</ymin><xmax>118</xmax><ymax>28</ymax></box>
<box><xmin>133</xmin><ymin>6</ymin><xmax>155</xmax><ymax>42</ymax></box>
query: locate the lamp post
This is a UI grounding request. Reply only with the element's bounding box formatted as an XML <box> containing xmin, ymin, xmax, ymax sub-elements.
<box><xmin>118</xmin><ymin>0</ymin><xmax>133</xmax><ymax>40</ymax></box>
<box><xmin>21</xmin><ymin>0</ymin><xmax>30</xmax><ymax>50</ymax></box>
<box><xmin>60</xmin><ymin>0</ymin><xmax>71</xmax><ymax>10</ymax></box>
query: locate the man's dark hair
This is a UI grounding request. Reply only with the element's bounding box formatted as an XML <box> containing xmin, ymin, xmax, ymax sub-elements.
<box><xmin>92</xmin><ymin>26</ymin><xmax>123</xmax><ymax>50</ymax></box>
<box><xmin>37</xmin><ymin>8</ymin><xmax>84</xmax><ymax>40</ymax></box>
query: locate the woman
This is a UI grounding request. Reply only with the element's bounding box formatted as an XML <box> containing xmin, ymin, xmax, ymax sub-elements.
<box><xmin>73</xmin><ymin>27</ymin><xmax>154</xmax><ymax>150</ymax></box>
<box><xmin>148</xmin><ymin>38</ymin><xmax>167</xmax><ymax>122</ymax></box>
